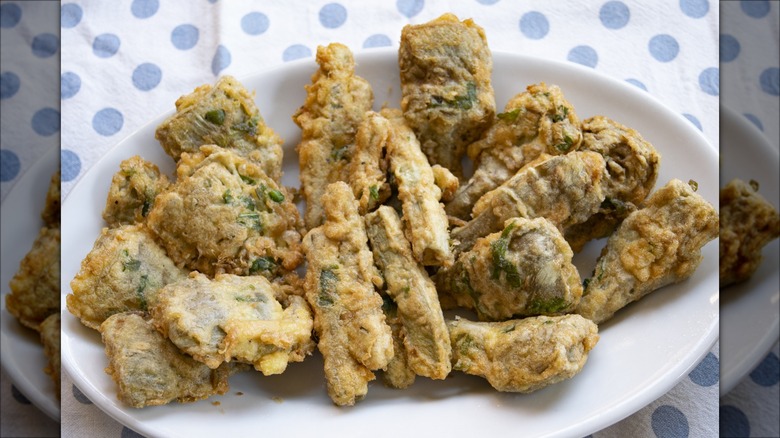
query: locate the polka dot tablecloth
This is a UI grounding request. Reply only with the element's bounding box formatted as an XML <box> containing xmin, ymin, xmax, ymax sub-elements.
<box><xmin>0</xmin><ymin>1</ymin><xmax>778</xmax><ymax>437</ymax></box>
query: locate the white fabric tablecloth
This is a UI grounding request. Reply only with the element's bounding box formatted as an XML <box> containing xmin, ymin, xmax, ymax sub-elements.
<box><xmin>0</xmin><ymin>0</ymin><xmax>777</xmax><ymax>437</ymax></box>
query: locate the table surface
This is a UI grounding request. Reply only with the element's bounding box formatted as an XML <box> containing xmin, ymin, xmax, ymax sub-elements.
<box><xmin>0</xmin><ymin>1</ymin><xmax>777</xmax><ymax>437</ymax></box>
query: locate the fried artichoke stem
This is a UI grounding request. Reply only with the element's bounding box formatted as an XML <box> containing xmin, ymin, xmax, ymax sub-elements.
<box><xmin>365</xmin><ymin>206</ymin><xmax>452</xmax><ymax>380</ymax></box>
<box><xmin>294</xmin><ymin>43</ymin><xmax>374</xmax><ymax>229</ymax></box>
<box><xmin>448</xmin><ymin>314</ymin><xmax>599</xmax><ymax>393</ymax></box>
<box><xmin>576</xmin><ymin>179</ymin><xmax>719</xmax><ymax>324</ymax></box>
<box><xmin>447</xmin><ymin>82</ymin><xmax>582</xmax><ymax>219</ymax></box>
<box><xmin>437</xmin><ymin>217</ymin><xmax>582</xmax><ymax>321</ymax></box>
<box><xmin>719</xmin><ymin>178</ymin><xmax>780</xmax><ymax>287</ymax></box>
<box><xmin>452</xmin><ymin>151</ymin><xmax>606</xmax><ymax>255</ymax></box>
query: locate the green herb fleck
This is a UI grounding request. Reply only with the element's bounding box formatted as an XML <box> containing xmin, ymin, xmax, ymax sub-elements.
<box><xmin>490</xmin><ymin>223</ymin><xmax>522</xmax><ymax>287</ymax></box>
<box><xmin>527</xmin><ymin>297</ymin><xmax>568</xmax><ymax>315</ymax></box>
<box><xmin>550</xmin><ymin>105</ymin><xmax>569</xmax><ymax>123</ymax></box>
<box><xmin>431</xmin><ymin>81</ymin><xmax>477</xmax><ymax>110</ymax></box>
<box><xmin>555</xmin><ymin>134</ymin><xmax>574</xmax><ymax>152</ymax></box>
<box><xmin>235</xmin><ymin>293</ymin><xmax>267</xmax><ymax>303</ymax></box>
<box><xmin>249</xmin><ymin>257</ymin><xmax>276</xmax><ymax>274</ymax></box>
<box><xmin>136</xmin><ymin>274</ymin><xmax>149</xmax><ymax>311</ymax></box>
<box><xmin>330</xmin><ymin>145</ymin><xmax>348</xmax><ymax>162</ymax></box>
<box><xmin>749</xmin><ymin>179</ymin><xmax>760</xmax><ymax>192</ymax></box>
<box><xmin>369</xmin><ymin>185</ymin><xmax>379</xmax><ymax>201</ymax></box>
<box><xmin>204</xmin><ymin>109</ymin><xmax>226</xmax><ymax>125</ymax></box>
<box><xmin>240</xmin><ymin>174</ymin><xmax>256</xmax><ymax>185</ymax></box>
<box><xmin>141</xmin><ymin>199</ymin><xmax>152</xmax><ymax>217</ymax></box>
<box><xmin>237</xmin><ymin>212</ymin><xmax>262</xmax><ymax>231</ymax></box>
<box><xmin>688</xmin><ymin>179</ymin><xmax>699</xmax><ymax>192</ymax></box>
<box><xmin>497</xmin><ymin>108</ymin><xmax>521</xmax><ymax>122</ymax></box>
<box><xmin>223</xmin><ymin>189</ymin><xmax>234</xmax><ymax>204</ymax></box>
<box><xmin>268</xmin><ymin>189</ymin><xmax>285</xmax><ymax>203</ymax></box>
<box><xmin>233</xmin><ymin>115</ymin><xmax>259</xmax><ymax>135</ymax></box>
<box><xmin>501</xmin><ymin>324</ymin><xmax>516</xmax><ymax>334</ymax></box>
<box><xmin>123</xmin><ymin>258</ymin><xmax>141</xmax><ymax>272</ymax></box>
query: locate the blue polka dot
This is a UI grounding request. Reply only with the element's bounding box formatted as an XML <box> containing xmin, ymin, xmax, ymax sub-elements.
<box><xmin>688</xmin><ymin>352</ymin><xmax>719</xmax><ymax>386</ymax></box>
<box><xmin>241</xmin><ymin>12</ymin><xmax>269</xmax><ymax>35</ymax></box>
<box><xmin>720</xmin><ymin>405</ymin><xmax>750</xmax><ymax>437</ymax></box>
<box><xmin>71</xmin><ymin>384</ymin><xmax>92</xmax><ymax>404</ymax></box>
<box><xmin>0</xmin><ymin>149</ymin><xmax>21</xmax><ymax>182</ymax></box>
<box><xmin>32</xmin><ymin>108</ymin><xmax>60</xmax><ymax>136</ymax></box>
<box><xmin>699</xmin><ymin>67</ymin><xmax>719</xmax><ymax>96</ymax></box>
<box><xmin>132</xmin><ymin>63</ymin><xmax>162</xmax><ymax>91</ymax></box>
<box><xmin>208</xmin><ymin>0</ymin><xmax>218</xmax><ymax>3</ymax></box>
<box><xmin>600</xmin><ymin>1</ymin><xmax>630</xmax><ymax>30</ymax></box>
<box><xmin>519</xmin><ymin>11</ymin><xmax>549</xmax><ymax>40</ymax></box>
<box><xmin>476</xmin><ymin>0</ymin><xmax>500</xmax><ymax>4</ymax></box>
<box><xmin>0</xmin><ymin>3</ymin><xmax>21</xmax><ymax>28</ymax></box>
<box><xmin>719</xmin><ymin>34</ymin><xmax>740</xmax><ymax>63</ymax></box>
<box><xmin>651</xmin><ymin>405</ymin><xmax>689</xmax><ymax>438</ymax></box>
<box><xmin>171</xmin><ymin>24</ymin><xmax>199</xmax><ymax>50</ymax></box>
<box><xmin>567</xmin><ymin>45</ymin><xmax>598</xmax><ymax>68</ymax></box>
<box><xmin>743</xmin><ymin>113</ymin><xmax>764</xmax><ymax>131</ymax></box>
<box><xmin>683</xmin><ymin>113</ymin><xmax>702</xmax><ymax>131</ymax></box>
<box><xmin>93</xmin><ymin>34</ymin><xmax>121</xmax><ymax>58</ymax></box>
<box><xmin>32</xmin><ymin>33</ymin><xmax>59</xmax><ymax>58</ymax></box>
<box><xmin>61</xmin><ymin>3</ymin><xmax>83</xmax><ymax>28</ymax></box>
<box><xmin>363</xmin><ymin>34</ymin><xmax>392</xmax><ymax>49</ymax></box>
<box><xmin>397</xmin><ymin>0</ymin><xmax>424</xmax><ymax>18</ymax></box>
<box><xmin>282</xmin><ymin>44</ymin><xmax>312</xmax><ymax>62</ymax></box>
<box><xmin>319</xmin><ymin>3</ymin><xmax>347</xmax><ymax>29</ymax></box>
<box><xmin>211</xmin><ymin>45</ymin><xmax>231</xmax><ymax>76</ymax></box>
<box><xmin>11</xmin><ymin>385</ymin><xmax>31</xmax><ymax>404</ymax></box>
<box><xmin>121</xmin><ymin>426</ymin><xmax>145</xmax><ymax>438</ymax></box>
<box><xmin>649</xmin><ymin>34</ymin><xmax>679</xmax><ymax>62</ymax></box>
<box><xmin>0</xmin><ymin>71</ymin><xmax>21</xmax><ymax>100</ymax></box>
<box><xmin>741</xmin><ymin>0</ymin><xmax>770</xmax><ymax>18</ymax></box>
<box><xmin>749</xmin><ymin>351</ymin><xmax>779</xmax><ymax>386</ymax></box>
<box><xmin>92</xmin><ymin>108</ymin><xmax>124</xmax><ymax>136</ymax></box>
<box><xmin>61</xmin><ymin>72</ymin><xmax>81</xmax><ymax>99</ymax></box>
<box><xmin>760</xmin><ymin>67</ymin><xmax>780</xmax><ymax>96</ymax></box>
<box><xmin>625</xmin><ymin>78</ymin><xmax>647</xmax><ymax>91</ymax></box>
<box><xmin>131</xmin><ymin>0</ymin><xmax>158</xmax><ymax>19</ymax></box>
<box><xmin>679</xmin><ymin>0</ymin><xmax>709</xmax><ymax>18</ymax></box>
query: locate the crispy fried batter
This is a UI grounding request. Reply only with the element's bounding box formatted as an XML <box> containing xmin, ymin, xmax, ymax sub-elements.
<box><xmin>100</xmin><ymin>312</ymin><xmax>234</xmax><ymax>408</ymax></box>
<box><xmin>41</xmin><ymin>170</ymin><xmax>60</xmax><ymax>228</ymax></box>
<box><xmin>294</xmin><ymin>43</ymin><xmax>374</xmax><ymax>229</ymax></box>
<box><xmin>6</xmin><ymin>227</ymin><xmax>60</xmax><ymax>330</ymax></box>
<box><xmin>150</xmin><ymin>272</ymin><xmax>314</xmax><ymax>375</ymax></box>
<box><xmin>719</xmin><ymin>178</ymin><xmax>780</xmax><ymax>287</ymax></box>
<box><xmin>576</xmin><ymin>179</ymin><xmax>718</xmax><ymax>324</ymax></box>
<box><xmin>67</xmin><ymin>224</ymin><xmax>186</xmax><ymax>330</ymax></box>
<box><xmin>302</xmin><ymin>182</ymin><xmax>392</xmax><ymax>406</ymax></box>
<box><xmin>348</xmin><ymin>111</ymin><xmax>391</xmax><ymax>214</ymax></box>
<box><xmin>438</xmin><ymin>217</ymin><xmax>582</xmax><ymax>321</ymax></box>
<box><xmin>447</xmin><ymin>83</ymin><xmax>582</xmax><ymax>219</ymax></box>
<box><xmin>448</xmin><ymin>314</ymin><xmax>598</xmax><ymax>393</ymax></box>
<box><xmin>452</xmin><ymin>151</ymin><xmax>606</xmax><ymax>255</ymax></box>
<box><xmin>380</xmin><ymin>297</ymin><xmax>417</xmax><ymax>389</ymax></box>
<box><xmin>365</xmin><ymin>206</ymin><xmax>451</xmax><ymax>379</ymax></box>
<box><xmin>146</xmin><ymin>145</ymin><xmax>303</xmax><ymax>278</ymax></box>
<box><xmin>39</xmin><ymin>313</ymin><xmax>61</xmax><ymax>396</ymax></box>
<box><xmin>399</xmin><ymin>13</ymin><xmax>495</xmax><ymax>178</ymax></box>
<box><xmin>102</xmin><ymin>156</ymin><xmax>171</xmax><ymax>227</ymax></box>
<box><xmin>383</xmin><ymin>108</ymin><xmax>453</xmax><ymax>267</ymax></box>
<box><xmin>155</xmin><ymin>75</ymin><xmax>284</xmax><ymax>181</ymax></box>
<box><xmin>563</xmin><ymin>116</ymin><xmax>660</xmax><ymax>252</ymax></box>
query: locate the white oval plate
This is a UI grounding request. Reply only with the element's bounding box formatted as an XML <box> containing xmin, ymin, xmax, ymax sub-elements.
<box><xmin>61</xmin><ymin>49</ymin><xmax>719</xmax><ymax>438</ymax></box>
<box><xmin>1</xmin><ymin>146</ymin><xmax>61</xmax><ymax>421</ymax></box>
<box><xmin>719</xmin><ymin>105</ymin><xmax>780</xmax><ymax>396</ymax></box>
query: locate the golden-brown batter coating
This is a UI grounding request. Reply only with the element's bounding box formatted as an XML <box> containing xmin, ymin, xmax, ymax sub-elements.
<box><xmin>146</xmin><ymin>145</ymin><xmax>303</xmax><ymax>278</ymax></box>
<box><xmin>437</xmin><ymin>217</ymin><xmax>582</xmax><ymax>321</ymax></box>
<box><xmin>102</xmin><ymin>156</ymin><xmax>171</xmax><ymax>227</ymax></box>
<box><xmin>348</xmin><ymin>111</ymin><xmax>391</xmax><ymax>214</ymax></box>
<box><xmin>448</xmin><ymin>314</ymin><xmax>599</xmax><ymax>393</ymax></box>
<box><xmin>576</xmin><ymin>179</ymin><xmax>719</xmax><ymax>324</ymax></box>
<box><xmin>155</xmin><ymin>75</ymin><xmax>284</xmax><ymax>182</ymax></box>
<box><xmin>39</xmin><ymin>313</ymin><xmax>61</xmax><ymax>396</ymax></box>
<box><xmin>383</xmin><ymin>108</ymin><xmax>453</xmax><ymax>267</ymax></box>
<box><xmin>452</xmin><ymin>151</ymin><xmax>606</xmax><ymax>255</ymax></box>
<box><xmin>100</xmin><ymin>312</ymin><xmax>233</xmax><ymax>408</ymax></box>
<box><xmin>719</xmin><ymin>178</ymin><xmax>780</xmax><ymax>287</ymax></box>
<box><xmin>432</xmin><ymin>164</ymin><xmax>459</xmax><ymax>203</ymax></box>
<box><xmin>41</xmin><ymin>170</ymin><xmax>60</xmax><ymax>227</ymax></box>
<box><xmin>399</xmin><ymin>13</ymin><xmax>495</xmax><ymax>178</ymax></box>
<box><xmin>380</xmin><ymin>297</ymin><xmax>417</xmax><ymax>389</ymax></box>
<box><xmin>6</xmin><ymin>226</ymin><xmax>60</xmax><ymax>331</ymax></box>
<box><xmin>67</xmin><ymin>224</ymin><xmax>187</xmax><ymax>330</ymax></box>
<box><xmin>302</xmin><ymin>182</ymin><xmax>393</xmax><ymax>406</ymax></box>
<box><xmin>150</xmin><ymin>272</ymin><xmax>314</xmax><ymax>375</ymax></box>
<box><xmin>563</xmin><ymin>116</ymin><xmax>660</xmax><ymax>252</ymax></box>
<box><xmin>294</xmin><ymin>43</ymin><xmax>374</xmax><ymax>229</ymax></box>
<box><xmin>447</xmin><ymin>83</ymin><xmax>582</xmax><ymax>219</ymax></box>
<box><xmin>365</xmin><ymin>206</ymin><xmax>451</xmax><ymax>380</ymax></box>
